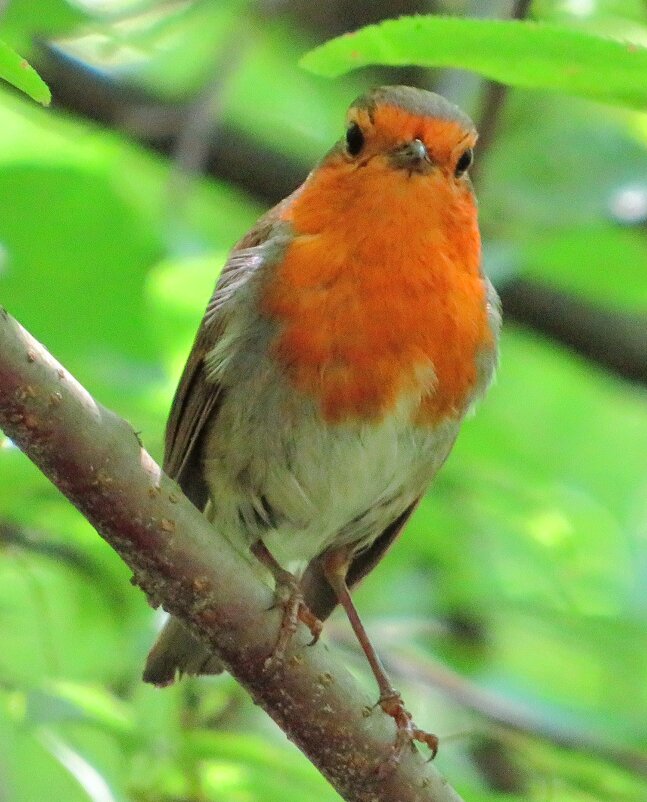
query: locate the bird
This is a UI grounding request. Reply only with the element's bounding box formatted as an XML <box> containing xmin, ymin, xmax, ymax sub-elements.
<box><xmin>143</xmin><ymin>84</ymin><xmax>500</xmax><ymax>762</ymax></box>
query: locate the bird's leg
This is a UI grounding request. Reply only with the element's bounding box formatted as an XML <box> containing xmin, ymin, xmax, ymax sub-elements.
<box><xmin>250</xmin><ymin>539</ymin><xmax>322</xmax><ymax>669</ymax></box>
<box><xmin>322</xmin><ymin>548</ymin><xmax>439</xmax><ymax>771</ymax></box>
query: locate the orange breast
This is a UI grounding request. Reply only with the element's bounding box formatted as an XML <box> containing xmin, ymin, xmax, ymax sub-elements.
<box><xmin>260</xmin><ymin>157</ymin><xmax>493</xmax><ymax>426</ymax></box>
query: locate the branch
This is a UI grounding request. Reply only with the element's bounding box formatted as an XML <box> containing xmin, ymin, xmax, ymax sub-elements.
<box><xmin>385</xmin><ymin>649</ymin><xmax>647</xmax><ymax>778</ymax></box>
<box><xmin>470</xmin><ymin>0</ymin><xmax>532</xmax><ymax>183</ymax></box>
<box><xmin>499</xmin><ymin>278</ymin><xmax>647</xmax><ymax>386</ymax></box>
<box><xmin>38</xmin><ymin>45</ymin><xmax>307</xmax><ymax>207</ymax></box>
<box><xmin>0</xmin><ymin>306</ymin><xmax>467</xmax><ymax>802</ymax></box>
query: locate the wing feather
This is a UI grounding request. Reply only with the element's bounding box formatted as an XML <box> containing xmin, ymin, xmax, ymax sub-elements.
<box><xmin>163</xmin><ymin>194</ymin><xmax>297</xmax><ymax>507</ymax></box>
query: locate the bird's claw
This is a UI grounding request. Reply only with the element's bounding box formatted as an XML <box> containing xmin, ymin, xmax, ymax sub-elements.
<box><xmin>376</xmin><ymin>690</ymin><xmax>438</xmax><ymax>776</ymax></box>
<box><xmin>264</xmin><ymin>578</ymin><xmax>322</xmax><ymax>671</ymax></box>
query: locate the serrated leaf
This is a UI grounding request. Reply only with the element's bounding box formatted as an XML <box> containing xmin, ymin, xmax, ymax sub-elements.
<box><xmin>0</xmin><ymin>40</ymin><xmax>50</xmax><ymax>105</ymax></box>
<box><xmin>301</xmin><ymin>16</ymin><xmax>647</xmax><ymax>109</ymax></box>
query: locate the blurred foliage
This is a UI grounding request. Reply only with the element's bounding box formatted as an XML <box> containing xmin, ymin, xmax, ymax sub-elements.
<box><xmin>0</xmin><ymin>1</ymin><xmax>646</xmax><ymax>801</ymax></box>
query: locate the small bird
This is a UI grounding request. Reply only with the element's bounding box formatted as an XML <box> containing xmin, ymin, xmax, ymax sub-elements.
<box><xmin>144</xmin><ymin>85</ymin><xmax>500</xmax><ymax>761</ymax></box>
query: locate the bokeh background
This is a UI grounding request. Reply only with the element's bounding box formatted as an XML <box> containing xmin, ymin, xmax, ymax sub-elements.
<box><xmin>0</xmin><ymin>1</ymin><xmax>646</xmax><ymax>800</ymax></box>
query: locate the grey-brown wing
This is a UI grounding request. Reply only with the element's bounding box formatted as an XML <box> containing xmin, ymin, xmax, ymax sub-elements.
<box><xmin>163</xmin><ymin>345</ymin><xmax>219</xmax><ymax>510</ymax></box>
<box><xmin>163</xmin><ymin>198</ymin><xmax>297</xmax><ymax>509</ymax></box>
<box><xmin>301</xmin><ymin>499</ymin><xmax>421</xmax><ymax>622</ymax></box>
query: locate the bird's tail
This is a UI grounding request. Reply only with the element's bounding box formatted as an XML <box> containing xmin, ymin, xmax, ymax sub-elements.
<box><xmin>143</xmin><ymin>615</ymin><xmax>224</xmax><ymax>686</ymax></box>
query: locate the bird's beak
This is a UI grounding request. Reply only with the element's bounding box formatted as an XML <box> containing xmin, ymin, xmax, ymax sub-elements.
<box><xmin>390</xmin><ymin>139</ymin><xmax>433</xmax><ymax>172</ymax></box>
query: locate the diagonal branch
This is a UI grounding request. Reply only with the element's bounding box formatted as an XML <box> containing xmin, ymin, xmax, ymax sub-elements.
<box><xmin>0</xmin><ymin>306</ymin><xmax>466</xmax><ymax>802</ymax></box>
<box><xmin>499</xmin><ymin>278</ymin><xmax>647</xmax><ymax>385</ymax></box>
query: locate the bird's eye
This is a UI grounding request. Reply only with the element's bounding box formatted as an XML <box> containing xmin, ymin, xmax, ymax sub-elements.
<box><xmin>345</xmin><ymin>122</ymin><xmax>365</xmax><ymax>157</ymax></box>
<box><xmin>455</xmin><ymin>147</ymin><xmax>473</xmax><ymax>177</ymax></box>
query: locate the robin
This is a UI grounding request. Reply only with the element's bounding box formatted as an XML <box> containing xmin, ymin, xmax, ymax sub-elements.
<box><xmin>144</xmin><ymin>85</ymin><xmax>500</xmax><ymax>761</ymax></box>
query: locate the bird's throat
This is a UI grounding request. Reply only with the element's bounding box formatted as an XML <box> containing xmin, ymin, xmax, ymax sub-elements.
<box><xmin>261</xmin><ymin>165</ymin><xmax>493</xmax><ymax>425</ymax></box>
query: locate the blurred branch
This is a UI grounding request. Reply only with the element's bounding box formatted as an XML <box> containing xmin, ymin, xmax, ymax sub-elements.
<box><xmin>39</xmin><ymin>45</ymin><xmax>307</xmax><ymax>205</ymax></box>
<box><xmin>0</xmin><ymin>519</ymin><xmax>131</xmax><ymax>617</ymax></box>
<box><xmin>164</xmin><ymin>25</ymin><xmax>252</xmax><ymax>244</ymax></box>
<box><xmin>277</xmin><ymin>0</ymin><xmax>431</xmax><ymax>38</ymax></box>
<box><xmin>0</xmin><ymin>306</ymin><xmax>466</xmax><ymax>802</ymax></box>
<box><xmin>470</xmin><ymin>0</ymin><xmax>531</xmax><ymax>181</ymax></box>
<box><xmin>386</xmin><ymin>648</ymin><xmax>647</xmax><ymax>778</ymax></box>
<box><xmin>333</xmin><ymin>625</ymin><xmax>647</xmax><ymax>778</ymax></box>
<box><xmin>500</xmin><ymin>278</ymin><xmax>647</xmax><ymax>385</ymax></box>
<box><xmin>0</xmin><ymin>519</ymin><xmax>95</xmax><ymax>573</ymax></box>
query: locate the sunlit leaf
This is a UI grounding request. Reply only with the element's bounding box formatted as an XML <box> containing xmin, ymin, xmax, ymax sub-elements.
<box><xmin>301</xmin><ymin>16</ymin><xmax>647</xmax><ymax>109</ymax></box>
<box><xmin>0</xmin><ymin>40</ymin><xmax>50</xmax><ymax>105</ymax></box>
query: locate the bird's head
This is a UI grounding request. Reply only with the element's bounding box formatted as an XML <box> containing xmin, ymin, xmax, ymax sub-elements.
<box><xmin>288</xmin><ymin>86</ymin><xmax>479</xmax><ymax>238</ymax></box>
<box><xmin>339</xmin><ymin>85</ymin><xmax>477</xmax><ymax>181</ymax></box>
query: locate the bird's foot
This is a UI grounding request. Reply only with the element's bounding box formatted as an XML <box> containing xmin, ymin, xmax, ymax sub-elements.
<box><xmin>250</xmin><ymin>540</ymin><xmax>323</xmax><ymax>670</ymax></box>
<box><xmin>264</xmin><ymin>572</ymin><xmax>322</xmax><ymax>671</ymax></box>
<box><xmin>377</xmin><ymin>690</ymin><xmax>438</xmax><ymax>776</ymax></box>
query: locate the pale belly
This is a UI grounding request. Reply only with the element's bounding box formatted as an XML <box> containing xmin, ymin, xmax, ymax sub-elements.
<box><xmin>201</xmin><ymin>358</ymin><xmax>461</xmax><ymax>577</ymax></box>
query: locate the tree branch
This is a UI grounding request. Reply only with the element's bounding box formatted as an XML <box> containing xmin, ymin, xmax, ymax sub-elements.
<box><xmin>499</xmin><ymin>278</ymin><xmax>647</xmax><ymax>385</ymax></box>
<box><xmin>469</xmin><ymin>0</ymin><xmax>532</xmax><ymax>184</ymax></box>
<box><xmin>385</xmin><ymin>649</ymin><xmax>647</xmax><ymax>778</ymax></box>
<box><xmin>0</xmin><ymin>306</ymin><xmax>467</xmax><ymax>802</ymax></box>
<box><xmin>38</xmin><ymin>45</ymin><xmax>308</xmax><ymax>207</ymax></box>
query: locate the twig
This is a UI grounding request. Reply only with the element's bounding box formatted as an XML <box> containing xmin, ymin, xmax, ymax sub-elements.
<box><xmin>0</xmin><ymin>306</ymin><xmax>466</xmax><ymax>802</ymax></box>
<box><xmin>38</xmin><ymin>43</ymin><xmax>306</xmax><ymax>206</ymax></box>
<box><xmin>386</xmin><ymin>649</ymin><xmax>647</xmax><ymax>778</ymax></box>
<box><xmin>330</xmin><ymin>624</ymin><xmax>647</xmax><ymax>778</ymax></box>
<box><xmin>471</xmin><ymin>0</ymin><xmax>532</xmax><ymax>181</ymax></box>
<box><xmin>500</xmin><ymin>278</ymin><xmax>647</xmax><ymax>385</ymax></box>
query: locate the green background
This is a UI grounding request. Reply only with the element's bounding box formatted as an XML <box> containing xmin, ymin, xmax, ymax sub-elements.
<box><xmin>0</xmin><ymin>1</ymin><xmax>646</xmax><ymax>800</ymax></box>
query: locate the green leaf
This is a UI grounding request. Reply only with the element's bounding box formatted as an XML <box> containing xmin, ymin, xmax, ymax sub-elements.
<box><xmin>32</xmin><ymin>681</ymin><xmax>133</xmax><ymax>737</ymax></box>
<box><xmin>0</xmin><ymin>698</ymin><xmax>91</xmax><ymax>802</ymax></box>
<box><xmin>301</xmin><ymin>16</ymin><xmax>647</xmax><ymax>109</ymax></box>
<box><xmin>0</xmin><ymin>40</ymin><xmax>50</xmax><ymax>105</ymax></box>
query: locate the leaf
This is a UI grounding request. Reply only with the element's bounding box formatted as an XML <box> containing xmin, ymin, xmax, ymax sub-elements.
<box><xmin>0</xmin><ymin>40</ymin><xmax>50</xmax><ymax>105</ymax></box>
<box><xmin>301</xmin><ymin>16</ymin><xmax>647</xmax><ymax>109</ymax></box>
<box><xmin>34</xmin><ymin>681</ymin><xmax>133</xmax><ymax>737</ymax></box>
